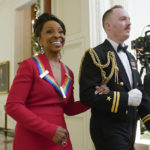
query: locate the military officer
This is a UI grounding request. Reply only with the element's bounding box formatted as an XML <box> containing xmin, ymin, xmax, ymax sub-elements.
<box><xmin>79</xmin><ymin>5</ymin><xmax>150</xmax><ymax>150</ymax></box>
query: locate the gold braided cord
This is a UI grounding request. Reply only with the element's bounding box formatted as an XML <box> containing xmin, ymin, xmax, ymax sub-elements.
<box><xmin>78</xmin><ymin>48</ymin><xmax>119</xmax><ymax>85</ymax></box>
<box><xmin>89</xmin><ymin>48</ymin><xmax>119</xmax><ymax>84</ymax></box>
<box><xmin>89</xmin><ymin>48</ymin><xmax>110</xmax><ymax>68</ymax></box>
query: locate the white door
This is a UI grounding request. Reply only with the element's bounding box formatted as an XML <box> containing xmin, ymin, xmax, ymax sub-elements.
<box><xmin>52</xmin><ymin>0</ymin><xmax>95</xmax><ymax>149</ymax></box>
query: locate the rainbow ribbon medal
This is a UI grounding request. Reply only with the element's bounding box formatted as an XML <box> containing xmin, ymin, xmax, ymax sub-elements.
<box><xmin>32</xmin><ymin>56</ymin><xmax>72</xmax><ymax>99</ymax></box>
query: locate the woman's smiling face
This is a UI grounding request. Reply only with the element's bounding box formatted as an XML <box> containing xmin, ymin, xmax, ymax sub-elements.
<box><xmin>37</xmin><ymin>20</ymin><xmax>65</xmax><ymax>55</ymax></box>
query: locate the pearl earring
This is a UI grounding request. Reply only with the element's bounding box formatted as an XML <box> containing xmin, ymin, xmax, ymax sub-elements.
<box><xmin>40</xmin><ymin>45</ymin><xmax>44</xmax><ymax>54</ymax></box>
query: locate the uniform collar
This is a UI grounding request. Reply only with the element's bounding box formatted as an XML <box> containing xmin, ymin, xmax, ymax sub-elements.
<box><xmin>107</xmin><ymin>38</ymin><xmax>126</xmax><ymax>52</ymax></box>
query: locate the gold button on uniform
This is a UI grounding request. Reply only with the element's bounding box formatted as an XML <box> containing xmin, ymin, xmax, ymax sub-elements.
<box><xmin>125</xmin><ymin>110</ymin><xmax>128</xmax><ymax>114</ymax></box>
<box><xmin>120</xmin><ymin>82</ymin><xmax>124</xmax><ymax>86</ymax></box>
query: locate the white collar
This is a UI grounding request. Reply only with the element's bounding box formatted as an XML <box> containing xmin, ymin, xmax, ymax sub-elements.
<box><xmin>107</xmin><ymin>38</ymin><xmax>126</xmax><ymax>52</ymax></box>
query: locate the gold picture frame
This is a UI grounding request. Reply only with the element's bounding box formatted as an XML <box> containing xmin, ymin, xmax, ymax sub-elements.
<box><xmin>0</xmin><ymin>61</ymin><xmax>9</xmax><ymax>94</ymax></box>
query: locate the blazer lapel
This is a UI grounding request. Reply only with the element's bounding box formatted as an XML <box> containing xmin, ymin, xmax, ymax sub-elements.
<box><xmin>115</xmin><ymin>52</ymin><xmax>131</xmax><ymax>90</ymax></box>
<box><xmin>125</xmin><ymin>52</ymin><xmax>138</xmax><ymax>88</ymax></box>
<box><xmin>38</xmin><ymin>54</ymin><xmax>56</xmax><ymax>80</ymax></box>
<box><xmin>60</xmin><ymin>61</ymin><xmax>66</xmax><ymax>85</ymax></box>
<box><xmin>38</xmin><ymin>54</ymin><xmax>70</xmax><ymax>85</ymax></box>
<box><xmin>103</xmin><ymin>40</ymin><xmax>131</xmax><ymax>90</ymax></box>
<box><xmin>37</xmin><ymin>54</ymin><xmax>72</xmax><ymax>98</ymax></box>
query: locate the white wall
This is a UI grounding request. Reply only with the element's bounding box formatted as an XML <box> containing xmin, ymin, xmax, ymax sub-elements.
<box><xmin>128</xmin><ymin>0</ymin><xmax>150</xmax><ymax>41</ymax></box>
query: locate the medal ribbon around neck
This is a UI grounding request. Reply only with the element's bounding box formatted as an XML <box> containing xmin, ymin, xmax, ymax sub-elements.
<box><xmin>32</xmin><ymin>56</ymin><xmax>72</xmax><ymax>99</ymax></box>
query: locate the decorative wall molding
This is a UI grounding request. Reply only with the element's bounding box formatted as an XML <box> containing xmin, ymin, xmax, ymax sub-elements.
<box><xmin>89</xmin><ymin>0</ymin><xmax>111</xmax><ymax>48</ymax></box>
<box><xmin>15</xmin><ymin>0</ymin><xmax>36</xmax><ymax>10</ymax></box>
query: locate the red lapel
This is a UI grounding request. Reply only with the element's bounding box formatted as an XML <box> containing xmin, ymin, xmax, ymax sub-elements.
<box><xmin>37</xmin><ymin>54</ymin><xmax>67</xmax><ymax>86</ymax></box>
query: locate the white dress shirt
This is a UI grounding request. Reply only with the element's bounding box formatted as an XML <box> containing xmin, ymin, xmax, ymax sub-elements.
<box><xmin>107</xmin><ymin>38</ymin><xmax>133</xmax><ymax>88</ymax></box>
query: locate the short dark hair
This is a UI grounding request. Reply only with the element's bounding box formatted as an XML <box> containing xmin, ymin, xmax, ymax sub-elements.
<box><xmin>102</xmin><ymin>5</ymin><xmax>123</xmax><ymax>29</ymax></box>
<box><xmin>33</xmin><ymin>13</ymin><xmax>66</xmax><ymax>38</ymax></box>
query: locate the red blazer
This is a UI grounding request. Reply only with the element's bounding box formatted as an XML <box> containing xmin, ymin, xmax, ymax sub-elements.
<box><xmin>6</xmin><ymin>54</ymin><xmax>89</xmax><ymax>150</ymax></box>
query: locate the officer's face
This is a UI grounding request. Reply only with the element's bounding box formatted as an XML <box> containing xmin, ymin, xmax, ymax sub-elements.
<box><xmin>107</xmin><ymin>8</ymin><xmax>131</xmax><ymax>43</ymax></box>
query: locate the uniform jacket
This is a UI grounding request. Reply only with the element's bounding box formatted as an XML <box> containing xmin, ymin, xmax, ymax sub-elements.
<box><xmin>6</xmin><ymin>54</ymin><xmax>89</xmax><ymax>150</ymax></box>
<box><xmin>79</xmin><ymin>40</ymin><xmax>150</xmax><ymax>126</ymax></box>
<box><xmin>138</xmin><ymin>73</ymin><xmax>150</xmax><ymax>131</ymax></box>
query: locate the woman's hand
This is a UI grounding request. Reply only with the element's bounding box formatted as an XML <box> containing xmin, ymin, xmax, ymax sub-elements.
<box><xmin>52</xmin><ymin>126</ymin><xmax>67</xmax><ymax>146</ymax></box>
<box><xmin>95</xmin><ymin>84</ymin><xmax>110</xmax><ymax>95</ymax></box>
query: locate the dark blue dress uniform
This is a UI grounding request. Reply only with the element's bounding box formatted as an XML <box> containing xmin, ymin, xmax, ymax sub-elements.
<box><xmin>138</xmin><ymin>73</ymin><xmax>150</xmax><ymax>131</ymax></box>
<box><xmin>79</xmin><ymin>40</ymin><xmax>150</xmax><ymax>150</ymax></box>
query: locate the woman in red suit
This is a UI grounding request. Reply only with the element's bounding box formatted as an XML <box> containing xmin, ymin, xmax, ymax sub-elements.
<box><xmin>6</xmin><ymin>13</ymin><xmax>109</xmax><ymax>150</ymax></box>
